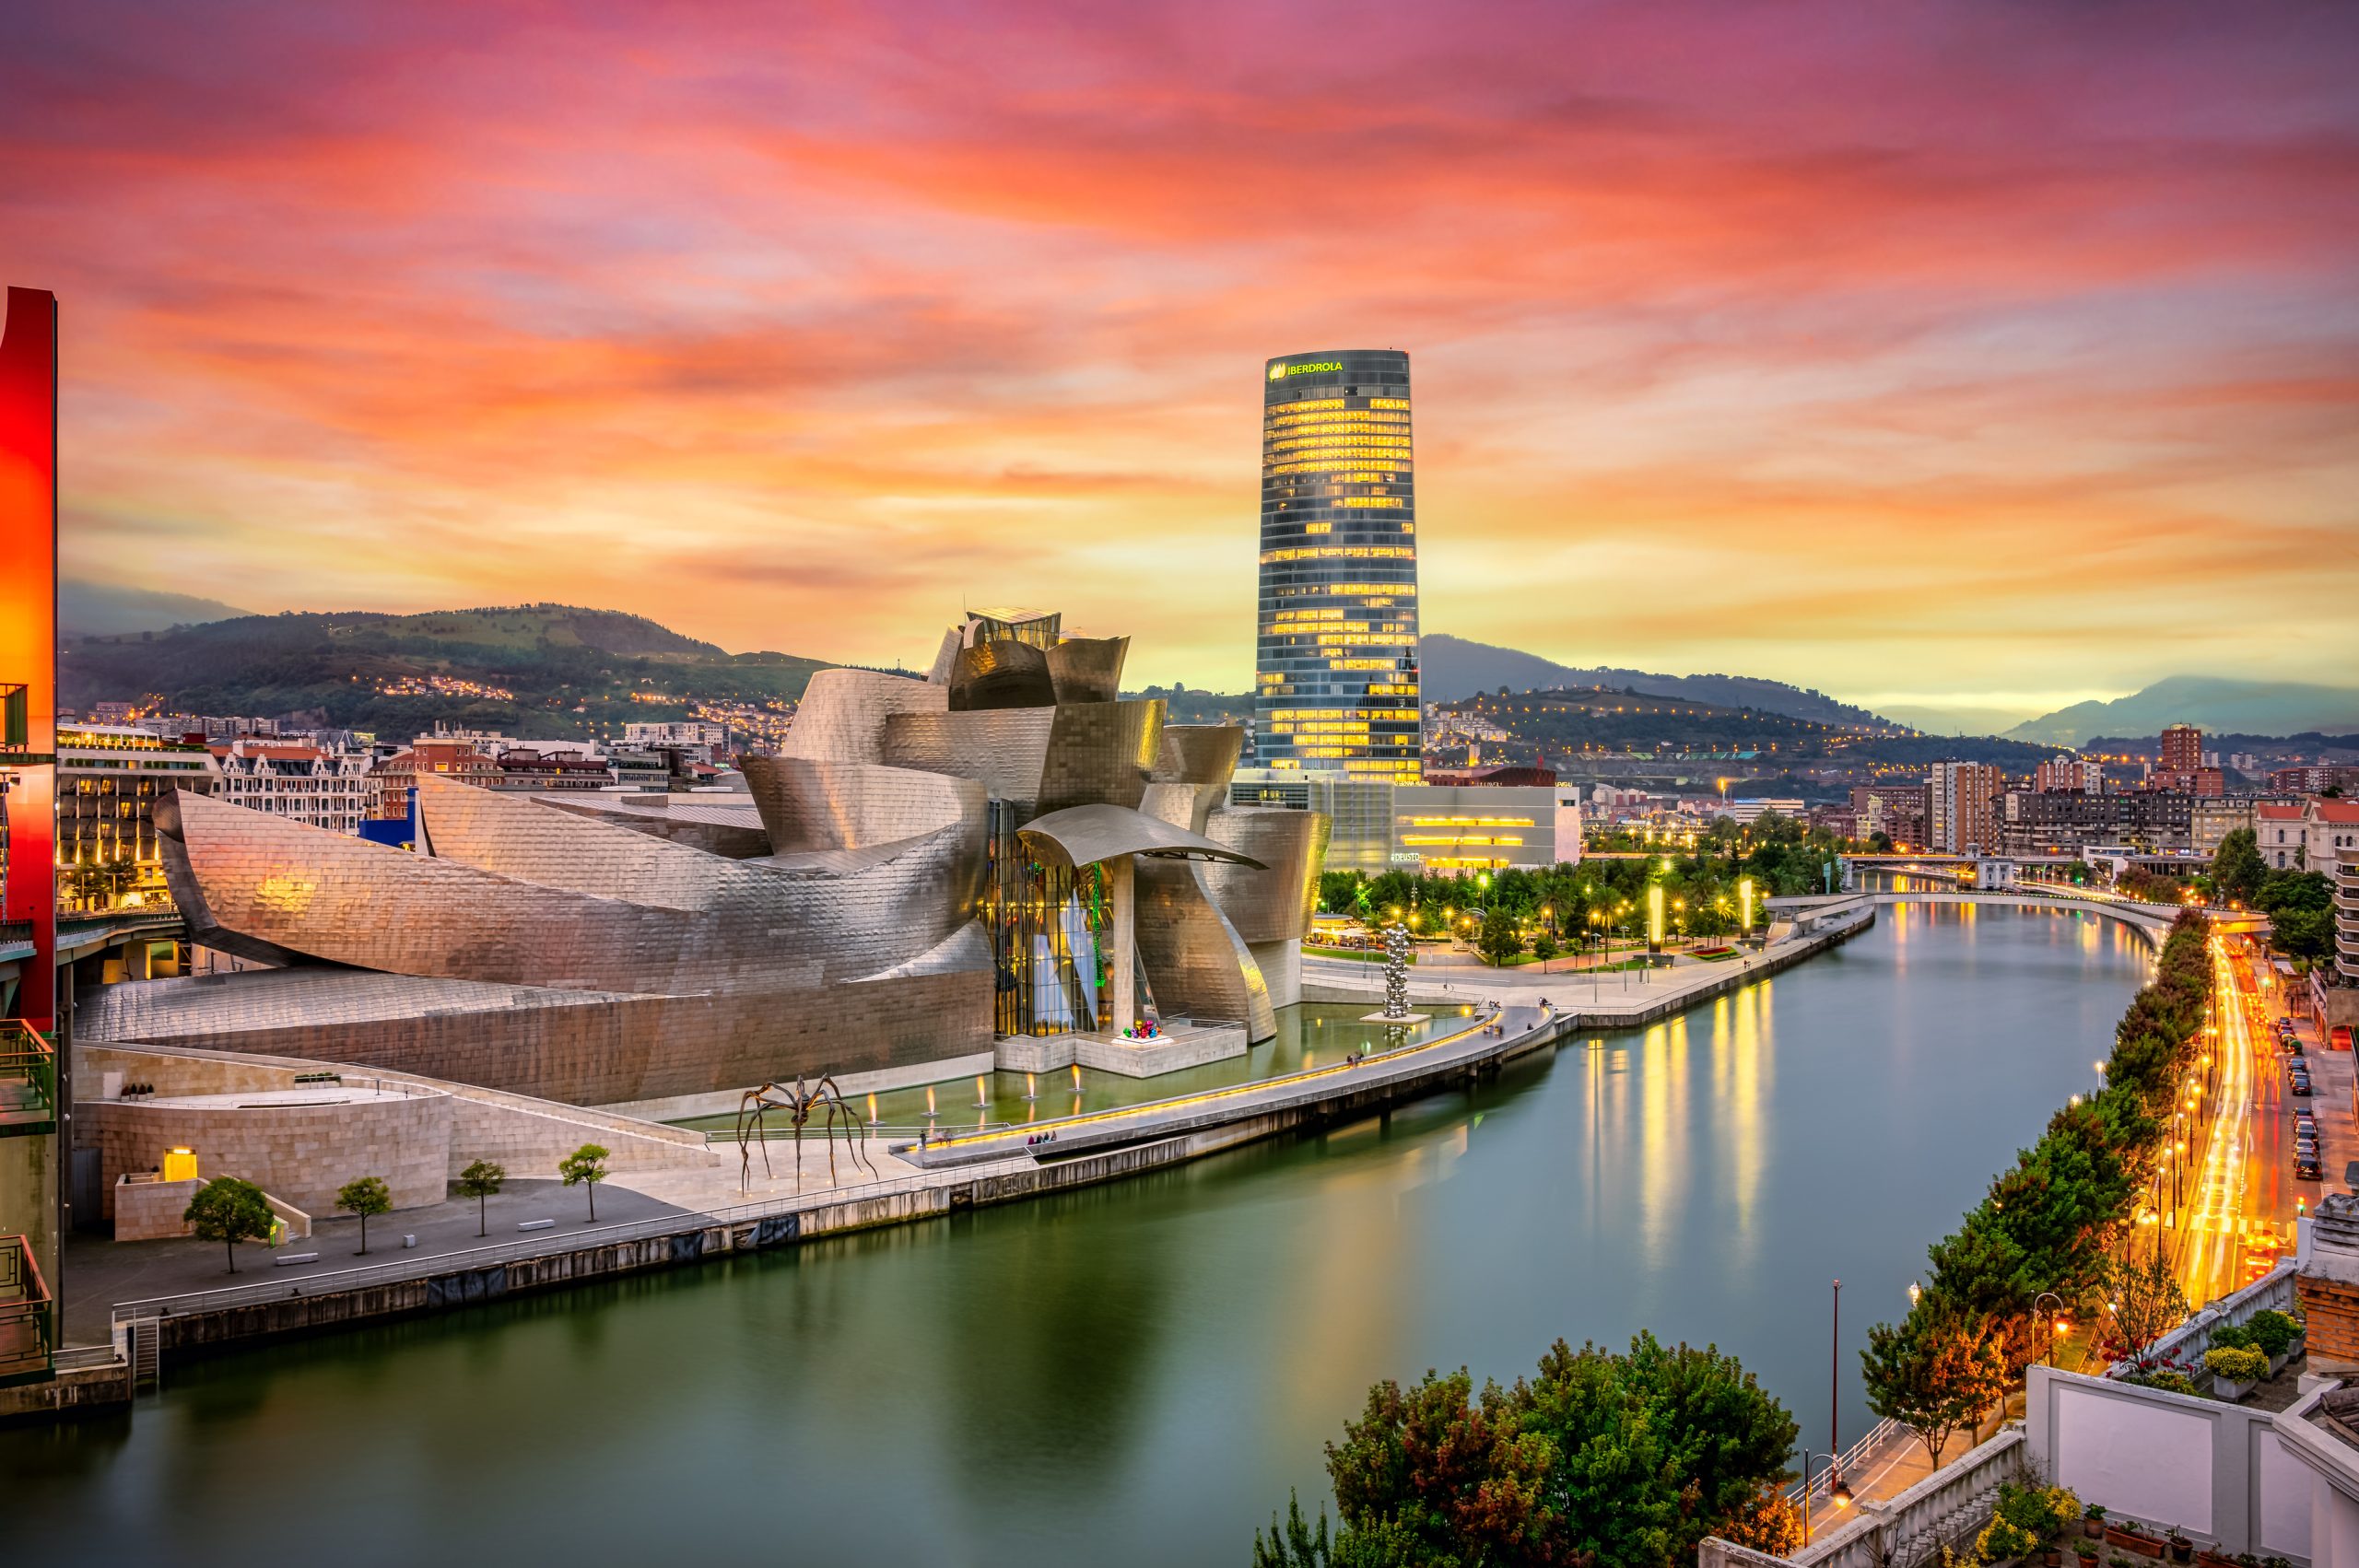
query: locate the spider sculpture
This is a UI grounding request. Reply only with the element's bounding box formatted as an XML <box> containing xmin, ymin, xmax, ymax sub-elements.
<box><xmin>734</xmin><ymin>1074</ymin><xmax>877</xmax><ymax>1192</ymax></box>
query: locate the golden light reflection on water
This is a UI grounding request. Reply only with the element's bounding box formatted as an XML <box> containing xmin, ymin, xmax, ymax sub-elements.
<box><xmin>1725</xmin><ymin>981</ymin><xmax>1766</xmax><ymax>1271</ymax></box>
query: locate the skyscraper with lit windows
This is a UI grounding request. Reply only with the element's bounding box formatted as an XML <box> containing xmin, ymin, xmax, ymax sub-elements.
<box><xmin>1253</xmin><ymin>349</ymin><xmax>1420</xmax><ymax>777</ymax></box>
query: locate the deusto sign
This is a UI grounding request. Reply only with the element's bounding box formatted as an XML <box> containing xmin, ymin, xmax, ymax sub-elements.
<box><xmin>1269</xmin><ymin>360</ymin><xmax>1344</xmax><ymax>380</ymax></box>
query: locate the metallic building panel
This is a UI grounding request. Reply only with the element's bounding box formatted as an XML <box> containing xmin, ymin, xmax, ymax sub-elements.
<box><xmin>1018</xmin><ymin>802</ymin><xmax>1265</xmax><ymax>871</ymax></box>
<box><xmin>541</xmin><ymin>793</ymin><xmax>773</xmax><ymax>860</ymax></box>
<box><xmin>948</xmin><ymin>638</ymin><xmax>1057</xmax><ymax>710</ymax></box>
<box><xmin>1133</xmin><ymin>856</ymin><xmax>1275</xmax><ymax>1041</ymax></box>
<box><xmin>1045</xmin><ymin>636</ymin><xmax>1128</xmax><ymax>705</ymax></box>
<box><xmin>1152</xmin><ymin>723</ymin><xmax>1245</xmax><ymax>831</ymax></box>
<box><xmin>1038</xmin><ymin>699</ymin><xmax>1163</xmax><ymax>816</ymax></box>
<box><xmin>882</xmin><ymin>708</ymin><xmax>1057</xmax><ymax>812</ymax></box>
<box><xmin>741</xmin><ymin>754</ymin><xmax>985</xmax><ymax>859</ymax></box>
<box><xmin>1202</xmin><ymin>807</ymin><xmax>1330</xmax><ymax>946</ymax></box>
<box><xmin>780</xmin><ymin>667</ymin><xmax>947</xmax><ymax>764</ymax></box>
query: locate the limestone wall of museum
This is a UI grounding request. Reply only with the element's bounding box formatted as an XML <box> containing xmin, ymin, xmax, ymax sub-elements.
<box><xmin>84</xmin><ymin>1090</ymin><xmax>452</xmax><ymax>1220</ymax></box>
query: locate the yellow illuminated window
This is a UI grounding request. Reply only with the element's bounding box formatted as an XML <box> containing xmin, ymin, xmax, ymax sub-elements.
<box><xmin>1304</xmin><ymin>522</ymin><xmax>1331</xmax><ymax>534</ymax></box>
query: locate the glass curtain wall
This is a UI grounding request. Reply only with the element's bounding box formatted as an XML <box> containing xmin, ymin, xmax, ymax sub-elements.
<box><xmin>986</xmin><ymin>802</ymin><xmax>1114</xmax><ymax>1037</ymax></box>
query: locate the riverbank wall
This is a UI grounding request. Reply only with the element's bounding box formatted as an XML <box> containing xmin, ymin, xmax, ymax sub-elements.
<box><xmin>103</xmin><ymin>910</ymin><xmax>1877</xmax><ymax>1375</ymax></box>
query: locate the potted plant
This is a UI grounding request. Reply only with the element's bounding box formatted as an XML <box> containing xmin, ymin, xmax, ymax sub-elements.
<box><xmin>2203</xmin><ymin>1344</ymin><xmax>2269</xmax><ymax>1400</ymax></box>
<box><xmin>2246</xmin><ymin>1310</ymin><xmax>2301</xmax><ymax>1375</ymax></box>
<box><xmin>1978</xmin><ymin>1515</ymin><xmax>2042</xmax><ymax>1566</ymax></box>
<box><xmin>2165</xmin><ymin>1527</ymin><xmax>2194</xmax><ymax>1564</ymax></box>
<box><xmin>2104</xmin><ymin>1518</ymin><xmax>2164</xmax><ymax>1559</ymax></box>
<box><xmin>2084</xmin><ymin>1504</ymin><xmax>2108</xmax><ymax>1541</ymax></box>
<box><xmin>2072</xmin><ymin>1541</ymin><xmax>2099</xmax><ymax>1568</ymax></box>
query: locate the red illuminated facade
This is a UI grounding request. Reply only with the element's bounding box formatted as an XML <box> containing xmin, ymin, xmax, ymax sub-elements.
<box><xmin>0</xmin><ymin>287</ymin><xmax>56</xmax><ymax>1033</ymax></box>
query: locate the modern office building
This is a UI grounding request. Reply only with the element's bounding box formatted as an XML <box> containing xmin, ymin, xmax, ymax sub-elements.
<box><xmin>1231</xmin><ymin>768</ymin><xmax>1580</xmax><ymax>874</ymax></box>
<box><xmin>90</xmin><ymin>610</ymin><xmax>1330</xmax><ymax>1105</ymax></box>
<box><xmin>1253</xmin><ymin>349</ymin><xmax>1421</xmax><ymax>780</ymax></box>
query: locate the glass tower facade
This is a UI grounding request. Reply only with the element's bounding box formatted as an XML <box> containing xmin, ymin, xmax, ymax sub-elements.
<box><xmin>1254</xmin><ymin>348</ymin><xmax>1420</xmax><ymax>777</ymax></box>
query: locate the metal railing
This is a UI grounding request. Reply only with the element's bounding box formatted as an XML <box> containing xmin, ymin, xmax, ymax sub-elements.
<box><xmin>700</xmin><ymin>1010</ymin><xmax>1511</xmax><ymax>1154</ymax></box>
<box><xmin>109</xmin><ymin>1154</ymin><xmax>1036</xmax><ymax>1323</ymax></box>
<box><xmin>0</xmin><ymin>1020</ymin><xmax>56</xmax><ymax>1134</ymax></box>
<box><xmin>0</xmin><ymin>1234</ymin><xmax>54</xmax><ymax>1381</ymax></box>
<box><xmin>1787</xmin><ymin>1417</ymin><xmax>1902</xmax><ymax>1505</ymax></box>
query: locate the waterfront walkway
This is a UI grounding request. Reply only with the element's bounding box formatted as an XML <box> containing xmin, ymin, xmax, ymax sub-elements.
<box><xmin>88</xmin><ymin>909</ymin><xmax>1873</xmax><ymax>1351</ymax></box>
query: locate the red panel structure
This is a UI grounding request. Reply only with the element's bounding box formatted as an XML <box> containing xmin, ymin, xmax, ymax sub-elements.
<box><xmin>0</xmin><ymin>286</ymin><xmax>57</xmax><ymax>1032</ymax></box>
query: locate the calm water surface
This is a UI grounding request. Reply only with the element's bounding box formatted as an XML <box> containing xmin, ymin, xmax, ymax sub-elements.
<box><xmin>9</xmin><ymin>905</ymin><xmax>2149</xmax><ymax>1565</ymax></box>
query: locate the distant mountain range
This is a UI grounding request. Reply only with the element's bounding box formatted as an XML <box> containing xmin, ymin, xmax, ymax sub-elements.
<box><xmin>2005</xmin><ymin>677</ymin><xmax>2359</xmax><ymax>748</ymax></box>
<box><xmin>61</xmin><ymin>603</ymin><xmax>829</xmax><ymax>740</ymax></box>
<box><xmin>1418</xmin><ymin>634</ymin><xmax>1904</xmax><ymax>730</ymax></box>
<box><xmin>62</xmin><ymin>590</ymin><xmax>2356</xmax><ymax>753</ymax></box>
<box><xmin>60</xmin><ymin>579</ymin><xmax>251</xmax><ymax>638</ymax></box>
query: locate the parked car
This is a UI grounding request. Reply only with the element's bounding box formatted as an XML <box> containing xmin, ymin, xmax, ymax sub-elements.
<box><xmin>2293</xmin><ymin>1079</ymin><xmax>2314</xmax><ymax>1097</ymax></box>
<box><xmin>2296</xmin><ymin>1156</ymin><xmax>2323</xmax><ymax>1180</ymax></box>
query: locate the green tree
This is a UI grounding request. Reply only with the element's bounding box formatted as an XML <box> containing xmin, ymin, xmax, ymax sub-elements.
<box><xmin>1531</xmin><ymin>930</ymin><xmax>1559</xmax><ymax>972</ymax></box>
<box><xmin>2271</xmin><ymin>906</ymin><xmax>2335</xmax><ymax>966</ymax></box>
<box><xmin>183</xmin><ymin>1176</ymin><xmax>276</xmax><ymax>1275</ymax></box>
<box><xmin>456</xmin><ymin>1159</ymin><xmax>508</xmax><ymax>1236</ymax></box>
<box><xmin>2101</xmin><ymin>1254</ymin><xmax>2190</xmax><ymax>1370</ymax></box>
<box><xmin>2209</xmin><ymin>828</ymin><xmax>2266</xmax><ymax>906</ymax></box>
<box><xmin>1476</xmin><ymin>907</ymin><xmax>1523</xmax><ymax>967</ymax></box>
<box><xmin>558</xmin><ymin>1143</ymin><xmax>611</xmax><ymax>1221</ymax></box>
<box><xmin>1860</xmin><ymin>1293</ymin><xmax>2010</xmax><ymax>1468</ymax></box>
<box><xmin>1252</xmin><ymin>1492</ymin><xmax>1334</xmax><ymax>1568</ymax></box>
<box><xmin>335</xmin><ymin>1175</ymin><xmax>393</xmax><ymax>1255</ymax></box>
<box><xmin>1298</xmin><ymin>1332</ymin><xmax>1795</xmax><ymax>1567</ymax></box>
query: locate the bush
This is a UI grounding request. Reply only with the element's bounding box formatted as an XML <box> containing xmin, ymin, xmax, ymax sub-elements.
<box><xmin>2122</xmin><ymin>1368</ymin><xmax>2199</xmax><ymax>1396</ymax></box>
<box><xmin>2207</xmin><ymin>1322</ymin><xmax>2254</xmax><ymax>1352</ymax></box>
<box><xmin>1976</xmin><ymin>1515</ymin><xmax>2041</xmax><ymax>1564</ymax></box>
<box><xmin>2203</xmin><ymin>1345</ymin><xmax>2269</xmax><ymax>1386</ymax></box>
<box><xmin>2246</xmin><ymin>1310</ymin><xmax>2301</xmax><ymax>1358</ymax></box>
<box><xmin>1994</xmin><ymin>1482</ymin><xmax>2082</xmax><ymax>1543</ymax></box>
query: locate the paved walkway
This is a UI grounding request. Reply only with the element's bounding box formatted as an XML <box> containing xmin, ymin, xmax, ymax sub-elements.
<box><xmin>1304</xmin><ymin>917</ymin><xmax>1860</xmax><ymax>1026</ymax></box>
<box><xmin>64</xmin><ymin>1178</ymin><xmax>695</xmax><ymax>1340</ymax></box>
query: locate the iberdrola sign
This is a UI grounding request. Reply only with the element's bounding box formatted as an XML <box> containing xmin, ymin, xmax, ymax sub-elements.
<box><xmin>1269</xmin><ymin>360</ymin><xmax>1344</xmax><ymax>380</ymax></box>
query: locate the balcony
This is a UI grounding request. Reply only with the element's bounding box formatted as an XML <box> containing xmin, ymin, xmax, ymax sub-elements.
<box><xmin>0</xmin><ymin>1235</ymin><xmax>52</xmax><ymax>1383</ymax></box>
<box><xmin>0</xmin><ymin>1022</ymin><xmax>55</xmax><ymax>1137</ymax></box>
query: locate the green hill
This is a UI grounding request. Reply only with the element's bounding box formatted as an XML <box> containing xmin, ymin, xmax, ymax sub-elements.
<box><xmin>1442</xmin><ymin>686</ymin><xmax>2051</xmax><ymax>769</ymax></box>
<box><xmin>61</xmin><ymin>603</ymin><xmax>832</xmax><ymax>741</ymax></box>
<box><xmin>1419</xmin><ymin>634</ymin><xmax>1902</xmax><ymax>729</ymax></box>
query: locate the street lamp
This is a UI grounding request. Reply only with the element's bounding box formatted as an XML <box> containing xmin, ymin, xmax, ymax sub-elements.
<box><xmin>1798</xmin><ymin>1449</ymin><xmax>1854</xmax><ymax>1545</ymax></box>
<box><xmin>2033</xmin><ymin>1292</ymin><xmax>2070</xmax><ymax>1366</ymax></box>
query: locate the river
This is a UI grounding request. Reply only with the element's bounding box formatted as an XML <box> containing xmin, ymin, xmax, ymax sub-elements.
<box><xmin>7</xmin><ymin>902</ymin><xmax>2151</xmax><ymax>1565</ymax></box>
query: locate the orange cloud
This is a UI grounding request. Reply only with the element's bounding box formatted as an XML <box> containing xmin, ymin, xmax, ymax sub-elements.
<box><xmin>0</xmin><ymin>0</ymin><xmax>2353</xmax><ymax>711</ymax></box>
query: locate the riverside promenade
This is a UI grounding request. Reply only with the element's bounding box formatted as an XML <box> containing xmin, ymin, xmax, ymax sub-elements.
<box><xmin>95</xmin><ymin>906</ymin><xmax>1878</xmax><ymax>1375</ymax></box>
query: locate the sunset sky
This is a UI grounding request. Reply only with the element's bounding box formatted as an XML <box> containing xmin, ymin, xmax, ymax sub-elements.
<box><xmin>4</xmin><ymin>1</ymin><xmax>2355</xmax><ymax>728</ymax></box>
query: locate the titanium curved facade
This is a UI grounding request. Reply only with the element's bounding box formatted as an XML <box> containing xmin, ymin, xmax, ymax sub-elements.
<box><xmin>96</xmin><ymin>607</ymin><xmax>1333</xmax><ymax>1101</ymax></box>
<box><xmin>1254</xmin><ymin>348</ymin><xmax>1420</xmax><ymax>779</ymax></box>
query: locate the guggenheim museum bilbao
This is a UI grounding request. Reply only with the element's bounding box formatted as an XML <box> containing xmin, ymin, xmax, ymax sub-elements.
<box><xmin>88</xmin><ymin>610</ymin><xmax>1331</xmax><ymax>1112</ymax></box>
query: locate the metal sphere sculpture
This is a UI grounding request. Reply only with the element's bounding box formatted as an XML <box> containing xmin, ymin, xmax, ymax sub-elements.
<box><xmin>734</xmin><ymin>1073</ymin><xmax>877</xmax><ymax>1192</ymax></box>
